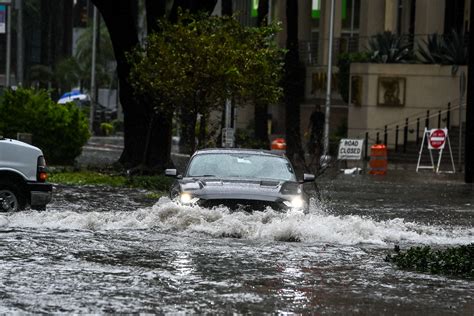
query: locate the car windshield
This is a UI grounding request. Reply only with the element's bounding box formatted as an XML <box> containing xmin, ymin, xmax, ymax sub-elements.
<box><xmin>186</xmin><ymin>153</ymin><xmax>296</xmax><ymax>181</ymax></box>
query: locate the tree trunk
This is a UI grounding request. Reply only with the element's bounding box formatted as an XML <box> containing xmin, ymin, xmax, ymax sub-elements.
<box><xmin>254</xmin><ymin>0</ymin><xmax>270</xmax><ymax>149</ymax></box>
<box><xmin>465</xmin><ymin>0</ymin><xmax>474</xmax><ymax>183</ymax></box>
<box><xmin>222</xmin><ymin>0</ymin><xmax>232</xmax><ymax>16</ymax></box>
<box><xmin>146</xmin><ymin>0</ymin><xmax>167</xmax><ymax>33</ymax></box>
<box><xmin>284</xmin><ymin>0</ymin><xmax>305</xmax><ymax>163</ymax></box>
<box><xmin>198</xmin><ymin>113</ymin><xmax>207</xmax><ymax>148</ymax></box>
<box><xmin>91</xmin><ymin>0</ymin><xmax>144</xmax><ymax>169</ymax></box>
<box><xmin>92</xmin><ymin>0</ymin><xmax>217</xmax><ymax>170</ymax></box>
<box><xmin>143</xmin><ymin>0</ymin><xmax>173</xmax><ymax>171</ymax></box>
<box><xmin>179</xmin><ymin>109</ymin><xmax>197</xmax><ymax>154</ymax></box>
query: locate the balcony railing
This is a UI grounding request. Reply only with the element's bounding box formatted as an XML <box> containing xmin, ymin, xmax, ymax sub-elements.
<box><xmin>299</xmin><ymin>35</ymin><xmax>360</xmax><ymax>66</ymax></box>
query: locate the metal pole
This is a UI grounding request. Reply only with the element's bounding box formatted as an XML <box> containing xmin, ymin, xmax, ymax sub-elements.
<box><xmin>16</xmin><ymin>0</ymin><xmax>23</xmax><ymax>86</ymax></box>
<box><xmin>350</xmin><ymin>0</ymin><xmax>355</xmax><ymax>38</ymax></box>
<box><xmin>416</xmin><ymin>118</ymin><xmax>420</xmax><ymax>145</ymax></box>
<box><xmin>395</xmin><ymin>125</ymin><xmax>399</xmax><ymax>152</ymax></box>
<box><xmin>89</xmin><ymin>5</ymin><xmax>98</xmax><ymax>133</ymax></box>
<box><xmin>323</xmin><ymin>0</ymin><xmax>335</xmax><ymax>159</ymax></box>
<box><xmin>458</xmin><ymin>71</ymin><xmax>466</xmax><ymax>171</ymax></box>
<box><xmin>5</xmin><ymin>5</ymin><xmax>11</xmax><ymax>87</ymax></box>
<box><xmin>364</xmin><ymin>132</ymin><xmax>368</xmax><ymax>160</ymax></box>
<box><xmin>268</xmin><ymin>0</ymin><xmax>271</xmax><ymax>24</ymax></box>
<box><xmin>403</xmin><ymin>118</ymin><xmax>408</xmax><ymax>153</ymax></box>
<box><xmin>225</xmin><ymin>98</ymin><xmax>231</xmax><ymax>128</ymax></box>
<box><xmin>447</xmin><ymin>102</ymin><xmax>451</xmax><ymax>130</ymax></box>
<box><xmin>223</xmin><ymin>98</ymin><xmax>232</xmax><ymax>147</ymax></box>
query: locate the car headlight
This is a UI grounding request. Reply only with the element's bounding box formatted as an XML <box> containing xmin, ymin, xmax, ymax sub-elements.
<box><xmin>180</xmin><ymin>192</ymin><xmax>199</xmax><ymax>204</ymax></box>
<box><xmin>283</xmin><ymin>196</ymin><xmax>304</xmax><ymax>209</ymax></box>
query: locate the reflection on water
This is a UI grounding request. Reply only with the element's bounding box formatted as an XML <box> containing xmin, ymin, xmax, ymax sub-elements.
<box><xmin>0</xmin><ymin>182</ymin><xmax>472</xmax><ymax>314</ymax></box>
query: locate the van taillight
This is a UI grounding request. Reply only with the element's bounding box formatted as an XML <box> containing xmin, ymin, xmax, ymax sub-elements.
<box><xmin>37</xmin><ymin>156</ymin><xmax>48</xmax><ymax>182</ymax></box>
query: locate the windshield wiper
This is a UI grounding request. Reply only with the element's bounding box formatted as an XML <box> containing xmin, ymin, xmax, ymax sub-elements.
<box><xmin>193</xmin><ymin>174</ymin><xmax>216</xmax><ymax>177</ymax></box>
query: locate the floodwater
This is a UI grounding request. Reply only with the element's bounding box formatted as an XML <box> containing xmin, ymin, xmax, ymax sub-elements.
<box><xmin>0</xmin><ymin>172</ymin><xmax>473</xmax><ymax>314</ymax></box>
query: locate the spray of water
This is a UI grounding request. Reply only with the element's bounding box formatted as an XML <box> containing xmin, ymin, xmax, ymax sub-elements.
<box><xmin>1</xmin><ymin>197</ymin><xmax>472</xmax><ymax>246</ymax></box>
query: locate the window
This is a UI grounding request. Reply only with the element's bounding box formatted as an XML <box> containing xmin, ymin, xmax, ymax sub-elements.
<box><xmin>187</xmin><ymin>153</ymin><xmax>296</xmax><ymax>181</ymax></box>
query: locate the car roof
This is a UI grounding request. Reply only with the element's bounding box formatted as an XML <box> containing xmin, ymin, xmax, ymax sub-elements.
<box><xmin>192</xmin><ymin>148</ymin><xmax>286</xmax><ymax>158</ymax></box>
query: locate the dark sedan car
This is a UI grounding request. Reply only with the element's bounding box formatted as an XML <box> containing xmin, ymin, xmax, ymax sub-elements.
<box><xmin>165</xmin><ymin>148</ymin><xmax>315</xmax><ymax>212</ymax></box>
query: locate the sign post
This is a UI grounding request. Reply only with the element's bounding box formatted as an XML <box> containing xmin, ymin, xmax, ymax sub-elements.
<box><xmin>416</xmin><ymin>128</ymin><xmax>455</xmax><ymax>173</ymax></box>
<box><xmin>221</xmin><ymin>128</ymin><xmax>235</xmax><ymax>148</ymax></box>
<box><xmin>337</xmin><ymin>139</ymin><xmax>364</xmax><ymax>160</ymax></box>
<box><xmin>337</xmin><ymin>139</ymin><xmax>364</xmax><ymax>173</ymax></box>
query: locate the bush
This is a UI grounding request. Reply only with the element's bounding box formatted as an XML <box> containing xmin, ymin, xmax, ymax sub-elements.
<box><xmin>367</xmin><ymin>31</ymin><xmax>414</xmax><ymax>63</ymax></box>
<box><xmin>0</xmin><ymin>88</ymin><xmax>90</xmax><ymax>165</ymax></box>
<box><xmin>100</xmin><ymin>122</ymin><xmax>114</xmax><ymax>136</ymax></box>
<box><xmin>111</xmin><ymin>119</ymin><xmax>124</xmax><ymax>133</ymax></box>
<box><xmin>417</xmin><ymin>30</ymin><xmax>468</xmax><ymax>74</ymax></box>
<box><xmin>386</xmin><ymin>244</ymin><xmax>474</xmax><ymax>278</ymax></box>
<box><xmin>49</xmin><ymin>170</ymin><xmax>173</xmax><ymax>191</ymax></box>
<box><xmin>235</xmin><ymin>127</ymin><xmax>268</xmax><ymax>149</ymax></box>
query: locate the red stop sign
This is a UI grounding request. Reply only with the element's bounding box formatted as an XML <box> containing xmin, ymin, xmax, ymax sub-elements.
<box><xmin>429</xmin><ymin>129</ymin><xmax>446</xmax><ymax>149</ymax></box>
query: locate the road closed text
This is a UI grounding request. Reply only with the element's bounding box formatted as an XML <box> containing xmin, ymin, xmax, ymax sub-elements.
<box><xmin>338</xmin><ymin>139</ymin><xmax>364</xmax><ymax>160</ymax></box>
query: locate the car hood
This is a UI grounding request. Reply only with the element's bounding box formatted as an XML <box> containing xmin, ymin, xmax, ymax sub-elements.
<box><xmin>178</xmin><ymin>178</ymin><xmax>301</xmax><ymax>202</ymax></box>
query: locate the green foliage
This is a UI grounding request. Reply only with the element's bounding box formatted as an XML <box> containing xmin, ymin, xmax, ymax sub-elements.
<box><xmin>129</xmin><ymin>12</ymin><xmax>285</xmax><ymax>149</ymax></box>
<box><xmin>338</xmin><ymin>52</ymin><xmax>370</xmax><ymax>103</ymax></box>
<box><xmin>386</xmin><ymin>244</ymin><xmax>474</xmax><ymax>278</ymax></box>
<box><xmin>55</xmin><ymin>23</ymin><xmax>116</xmax><ymax>92</ymax></box>
<box><xmin>100</xmin><ymin>122</ymin><xmax>114</xmax><ymax>136</ymax></box>
<box><xmin>0</xmin><ymin>88</ymin><xmax>90</xmax><ymax>164</ymax></box>
<box><xmin>125</xmin><ymin>175</ymin><xmax>173</xmax><ymax>191</ymax></box>
<box><xmin>49</xmin><ymin>171</ymin><xmax>126</xmax><ymax>186</ymax></box>
<box><xmin>367</xmin><ymin>31</ymin><xmax>414</xmax><ymax>63</ymax></box>
<box><xmin>29</xmin><ymin>65</ymin><xmax>54</xmax><ymax>87</ymax></box>
<box><xmin>417</xmin><ymin>30</ymin><xmax>468</xmax><ymax>73</ymax></box>
<box><xmin>111</xmin><ymin>119</ymin><xmax>124</xmax><ymax>133</ymax></box>
<box><xmin>235</xmin><ymin>127</ymin><xmax>268</xmax><ymax>149</ymax></box>
<box><xmin>49</xmin><ymin>170</ymin><xmax>173</xmax><ymax>191</ymax></box>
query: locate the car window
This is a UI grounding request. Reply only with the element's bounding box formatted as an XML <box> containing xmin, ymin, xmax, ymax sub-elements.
<box><xmin>186</xmin><ymin>153</ymin><xmax>296</xmax><ymax>181</ymax></box>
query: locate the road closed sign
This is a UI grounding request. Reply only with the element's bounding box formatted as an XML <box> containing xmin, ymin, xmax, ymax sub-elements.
<box><xmin>337</xmin><ymin>139</ymin><xmax>364</xmax><ymax>160</ymax></box>
<box><xmin>428</xmin><ymin>128</ymin><xmax>447</xmax><ymax>150</ymax></box>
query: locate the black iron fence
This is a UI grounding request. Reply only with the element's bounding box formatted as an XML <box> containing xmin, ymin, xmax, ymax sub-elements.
<box><xmin>360</xmin><ymin>102</ymin><xmax>461</xmax><ymax>160</ymax></box>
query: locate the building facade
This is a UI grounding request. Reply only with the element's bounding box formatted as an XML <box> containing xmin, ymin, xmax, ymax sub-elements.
<box><xmin>231</xmin><ymin>0</ymin><xmax>470</xmax><ymax>152</ymax></box>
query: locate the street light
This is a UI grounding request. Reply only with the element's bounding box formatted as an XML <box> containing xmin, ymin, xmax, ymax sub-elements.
<box><xmin>322</xmin><ymin>0</ymin><xmax>335</xmax><ymax>167</ymax></box>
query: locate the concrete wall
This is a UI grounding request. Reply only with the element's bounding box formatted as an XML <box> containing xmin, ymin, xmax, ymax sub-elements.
<box><xmin>348</xmin><ymin>63</ymin><xmax>467</xmax><ymax>147</ymax></box>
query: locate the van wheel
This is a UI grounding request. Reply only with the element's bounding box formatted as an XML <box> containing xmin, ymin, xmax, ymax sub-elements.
<box><xmin>0</xmin><ymin>183</ymin><xmax>26</xmax><ymax>212</ymax></box>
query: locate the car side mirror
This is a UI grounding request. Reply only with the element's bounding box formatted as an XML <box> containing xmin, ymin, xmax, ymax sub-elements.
<box><xmin>165</xmin><ymin>169</ymin><xmax>178</xmax><ymax>177</ymax></box>
<box><xmin>302</xmin><ymin>173</ymin><xmax>315</xmax><ymax>183</ymax></box>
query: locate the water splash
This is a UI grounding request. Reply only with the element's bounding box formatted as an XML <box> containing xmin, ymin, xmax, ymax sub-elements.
<box><xmin>3</xmin><ymin>197</ymin><xmax>472</xmax><ymax>246</ymax></box>
<box><xmin>0</xmin><ymin>215</ymin><xmax>9</xmax><ymax>227</ymax></box>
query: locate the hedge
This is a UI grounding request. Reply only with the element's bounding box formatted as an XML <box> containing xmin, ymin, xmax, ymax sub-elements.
<box><xmin>0</xmin><ymin>88</ymin><xmax>90</xmax><ymax>165</ymax></box>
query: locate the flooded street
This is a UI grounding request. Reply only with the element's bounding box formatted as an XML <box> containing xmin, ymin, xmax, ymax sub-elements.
<box><xmin>0</xmin><ymin>173</ymin><xmax>473</xmax><ymax>314</ymax></box>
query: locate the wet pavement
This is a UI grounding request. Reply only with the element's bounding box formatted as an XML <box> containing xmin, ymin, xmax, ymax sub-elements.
<box><xmin>0</xmin><ymin>167</ymin><xmax>473</xmax><ymax>314</ymax></box>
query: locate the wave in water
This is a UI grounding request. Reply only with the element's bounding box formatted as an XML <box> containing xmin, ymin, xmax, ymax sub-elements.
<box><xmin>0</xmin><ymin>197</ymin><xmax>472</xmax><ymax>246</ymax></box>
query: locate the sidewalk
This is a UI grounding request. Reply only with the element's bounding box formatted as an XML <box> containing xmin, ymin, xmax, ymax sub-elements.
<box><xmin>76</xmin><ymin>136</ymin><xmax>190</xmax><ymax>171</ymax></box>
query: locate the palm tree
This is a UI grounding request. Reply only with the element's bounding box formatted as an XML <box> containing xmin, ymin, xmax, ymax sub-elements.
<box><xmin>55</xmin><ymin>22</ymin><xmax>116</xmax><ymax>94</ymax></box>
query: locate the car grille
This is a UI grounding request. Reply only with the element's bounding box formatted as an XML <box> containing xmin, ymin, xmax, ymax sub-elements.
<box><xmin>198</xmin><ymin>199</ymin><xmax>286</xmax><ymax>212</ymax></box>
